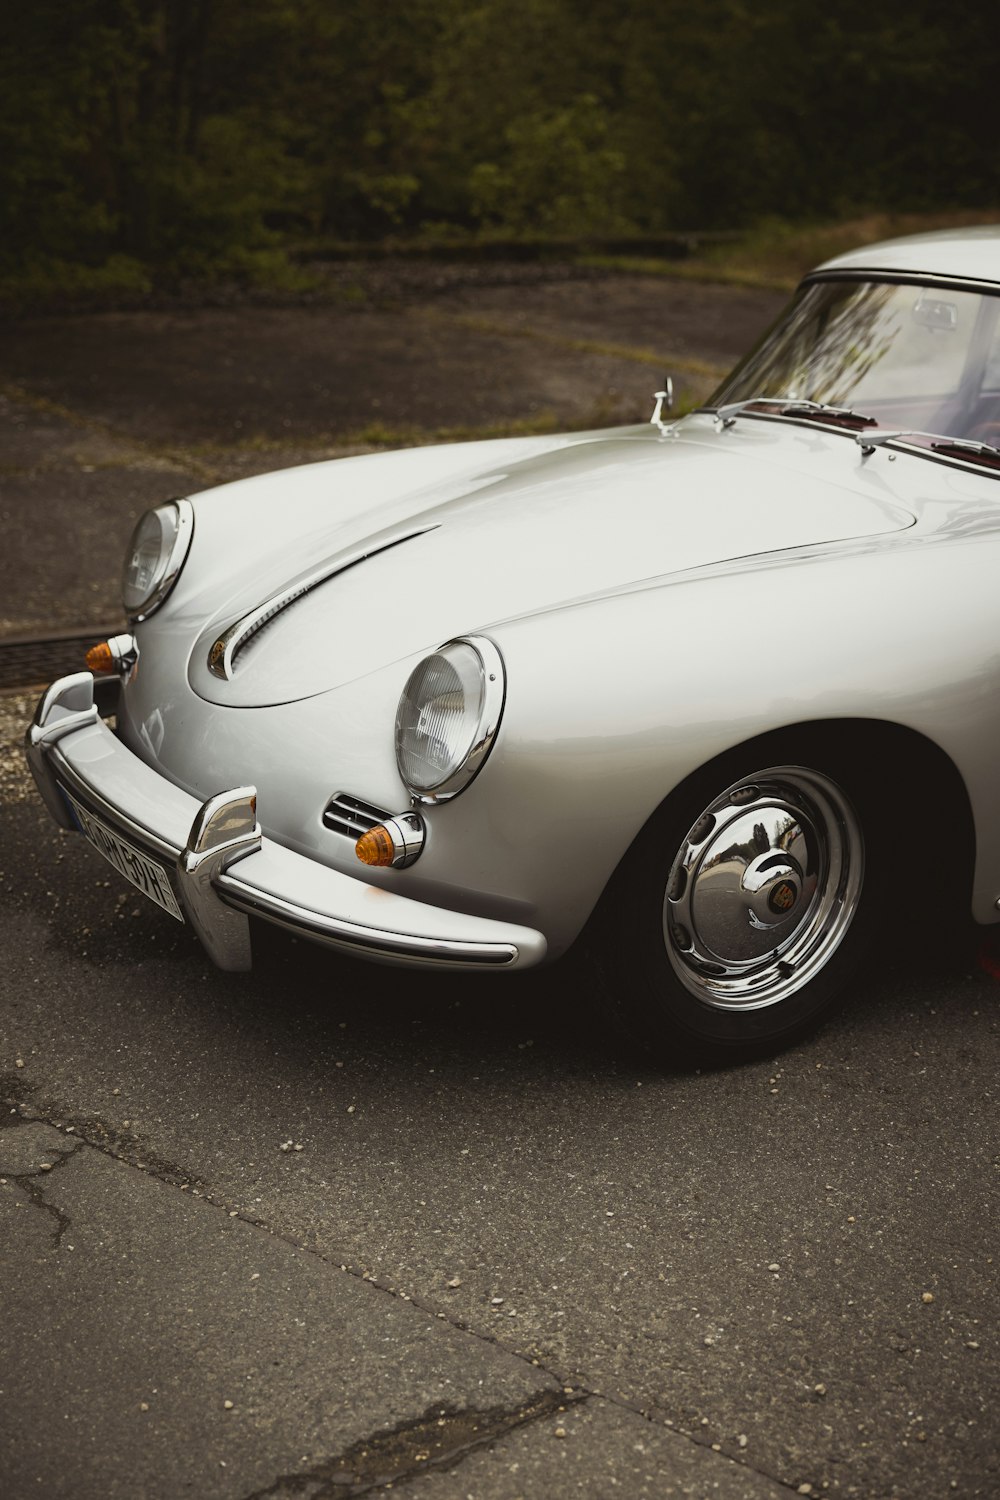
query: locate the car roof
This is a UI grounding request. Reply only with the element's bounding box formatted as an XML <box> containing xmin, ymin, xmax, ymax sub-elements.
<box><xmin>814</xmin><ymin>225</ymin><xmax>1000</xmax><ymax>287</ymax></box>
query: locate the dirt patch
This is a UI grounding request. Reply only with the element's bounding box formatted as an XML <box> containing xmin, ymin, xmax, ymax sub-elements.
<box><xmin>1</xmin><ymin>262</ymin><xmax>783</xmax><ymax>448</ymax></box>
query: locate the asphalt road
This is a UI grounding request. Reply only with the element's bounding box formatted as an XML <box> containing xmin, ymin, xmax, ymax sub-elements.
<box><xmin>2</xmin><ymin>690</ymin><xmax>998</xmax><ymax>1499</ymax></box>
<box><xmin>1</xmin><ymin>270</ymin><xmax>997</xmax><ymax>1498</ymax></box>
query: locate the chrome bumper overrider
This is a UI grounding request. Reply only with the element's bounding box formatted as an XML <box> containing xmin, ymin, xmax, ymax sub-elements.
<box><xmin>26</xmin><ymin>674</ymin><xmax>546</xmax><ymax>973</ymax></box>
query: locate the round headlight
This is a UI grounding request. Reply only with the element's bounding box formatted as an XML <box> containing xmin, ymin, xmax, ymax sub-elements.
<box><xmin>122</xmin><ymin>499</ymin><xmax>193</xmax><ymax>620</ymax></box>
<box><xmin>395</xmin><ymin>637</ymin><xmax>505</xmax><ymax>800</ymax></box>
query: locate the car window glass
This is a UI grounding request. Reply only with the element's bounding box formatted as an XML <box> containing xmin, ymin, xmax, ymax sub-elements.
<box><xmin>710</xmin><ymin>281</ymin><xmax>992</xmax><ymax>425</ymax></box>
<box><xmin>982</xmin><ymin>314</ymin><xmax>1000</xmax><ymax>393</ymax></box>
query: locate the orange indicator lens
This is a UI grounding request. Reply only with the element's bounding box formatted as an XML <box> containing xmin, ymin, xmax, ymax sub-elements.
<box><xmin>355</xmin><ymin>826</ymin><xmax>395</xmax><ymax>867</ymax></box>
<box><xmin>85</xmin><ymin>642</ymin><xmax>115</xmax><ymax>674</ymax></box>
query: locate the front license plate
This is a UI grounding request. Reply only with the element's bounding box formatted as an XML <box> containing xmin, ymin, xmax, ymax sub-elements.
<box><xmin>64</xmin><ymin>791</ymin><xmax>185</xmax><ymax>923</ymax></box>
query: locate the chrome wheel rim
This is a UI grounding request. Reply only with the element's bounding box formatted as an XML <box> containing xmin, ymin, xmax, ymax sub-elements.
<box><xmin>662</xmin><ymin>766</ymin><xmax>864</xmax><ymax>1011</ymax></box>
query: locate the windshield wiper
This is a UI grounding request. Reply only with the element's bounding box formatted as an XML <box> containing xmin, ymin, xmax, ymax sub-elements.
<box><xmin>713</xmin><ymin>396</ymin><xmax>876</xmax><ymax>431</ymax></box>
<box><xmin>857</xmin><ymin>429</ymin><xmax>1000</xmax><ymax>465</ymax></box>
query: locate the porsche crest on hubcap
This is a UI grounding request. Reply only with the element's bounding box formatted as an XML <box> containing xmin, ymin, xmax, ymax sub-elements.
<box><xmin>662</xmin><ymin>766</ymin><xmax>864</xmax><ymax>1011</ymax></box>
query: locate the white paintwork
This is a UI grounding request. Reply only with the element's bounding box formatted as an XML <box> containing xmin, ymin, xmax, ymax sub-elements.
<box><xmin>31</xmin><ymin>225</ymin><xmax>1000</xmax><ymax>969</ymax></box>
<box><xmin>818</xmin><ymin>223</ymin><xmax>1000</xmax><ymax>282</ymax></box>
<box><xmin>184</xmin><ymin>422</ymin><xmax>915</xmax><ymax>706</ymax></box>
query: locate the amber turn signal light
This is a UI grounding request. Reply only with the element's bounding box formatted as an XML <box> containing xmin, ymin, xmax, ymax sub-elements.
<box><xmin>355</xmin><ymin>826</ymin><xmax>395</xmax><ymax>867</ymax></box>
<box><xmin>85</xmin><ymin>641</ymin><xmax>115</xmax><ymax>674</ymax></box>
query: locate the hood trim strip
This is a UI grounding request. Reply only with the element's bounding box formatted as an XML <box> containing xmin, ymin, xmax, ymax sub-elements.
<box><xmin>208</xmin><ymin>524</ymin><xmax>440</xmax><ymax>680</ymax></box>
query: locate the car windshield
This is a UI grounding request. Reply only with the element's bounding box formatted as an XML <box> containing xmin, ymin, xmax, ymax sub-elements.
<box><xmin>707</xmin><ymin>278</ymin><xmax>1000</xmax><ymax>451</ymax></box>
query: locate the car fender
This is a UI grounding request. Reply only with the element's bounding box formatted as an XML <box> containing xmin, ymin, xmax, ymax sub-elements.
<box><xmin>457</xmin><ymin>528</ymin><xmax>1000</xmax><ymax>952</ymax></box>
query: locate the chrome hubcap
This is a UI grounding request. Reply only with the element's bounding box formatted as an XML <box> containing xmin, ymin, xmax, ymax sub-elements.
<box><xmin>663</xmin><ymin>766</ymin><xmax>864</xmax><ymax>1010</ymax></box>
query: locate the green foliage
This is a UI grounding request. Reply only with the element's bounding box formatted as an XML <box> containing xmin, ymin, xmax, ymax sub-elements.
<box><xmin>2</xmin><ymin>0</ymin><xmax>998</xmax><ymax>294</ymax></box>
<box><xmin>0</xmin><ymin>255</ymin><xmax>153</xmax><ymax>311</ymax></box>
<box><xmin>469</xmin><ymin>96</ymin><xmax>628</xmax><ymax>235</ymax></box>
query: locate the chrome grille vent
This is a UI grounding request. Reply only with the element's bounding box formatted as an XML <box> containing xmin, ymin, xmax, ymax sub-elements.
<box><xmin>323</xmin><ymin>792</ymin><xmax>392</xmax><ymax>840</ymax></box>
<box><xmin>208</xmin><ymin>524</ymin><xmax>439</xmax><ymax>681</ymax></box>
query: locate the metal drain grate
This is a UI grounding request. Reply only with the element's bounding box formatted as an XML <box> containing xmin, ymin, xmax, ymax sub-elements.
<box><xmin>0</xmin><ymin>628</ymin><xmax>121</xmax><ymax>691</ymax></box>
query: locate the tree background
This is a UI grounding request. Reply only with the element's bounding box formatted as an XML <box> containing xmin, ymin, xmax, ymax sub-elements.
<box><xmin>3</xmin><ymin>0</ymin><xmax>997</xmax><ymax>289</ymax></box>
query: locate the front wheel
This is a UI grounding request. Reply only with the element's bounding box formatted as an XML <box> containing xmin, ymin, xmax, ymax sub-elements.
<box><xmin>594</xmin><ymin>749</ymin><xmax>874</xmax><ymax>1060</ymax></box>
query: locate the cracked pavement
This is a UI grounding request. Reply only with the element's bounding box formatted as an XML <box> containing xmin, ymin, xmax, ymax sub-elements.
<box><xmin>0</xmin><ymin>1070</ymin><xmax>790</xmax><ymax>1500</ymax></box>
<box><xmin>0</xmin><ymin>1112</ymin><xmax>571</xmax><ymax>1498</ymax></box>
<box><xmin>1</xmin><ymin>273</ymin><xmax>998</xmax><ymax>1497</ymax></box>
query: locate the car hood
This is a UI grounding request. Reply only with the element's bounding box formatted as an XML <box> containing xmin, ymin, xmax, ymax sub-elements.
<box><xmin>187</xmin><ymin>423</ymin><xmax>916</xmax><ymax>706</ymax></box>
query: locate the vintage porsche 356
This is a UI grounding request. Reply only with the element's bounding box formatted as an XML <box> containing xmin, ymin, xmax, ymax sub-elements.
<box><xmin>27</xmin><ymin>226</ymin><xmax>1000</xmax><ymax>1057</ymax></box>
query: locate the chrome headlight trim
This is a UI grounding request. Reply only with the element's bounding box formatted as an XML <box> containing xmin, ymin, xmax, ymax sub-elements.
<box><xmin>395</xmin><ymin>635</ymin><xmax>506</xmax><ymax>803</ymax></box>
<box><xmin>122</xmin><ymin>498</ymin><xmax>194</xmax><ymax>622</ymax></box>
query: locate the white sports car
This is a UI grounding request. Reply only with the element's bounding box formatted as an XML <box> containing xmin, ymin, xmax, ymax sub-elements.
<box><xmin>27</xmin><ymin>226</ymin><xmax>1000</xmax><ymax>1057</ymax></box>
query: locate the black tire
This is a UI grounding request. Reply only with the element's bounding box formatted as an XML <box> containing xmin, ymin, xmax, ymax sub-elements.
<box><xmin>590</xmin><ymin>733</ymin><xmax>879</xmax><ymax>1062</ymax></box>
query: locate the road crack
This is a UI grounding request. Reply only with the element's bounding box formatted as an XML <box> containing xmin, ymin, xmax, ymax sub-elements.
<box><xmin>3</xmin><ymin>1136</ymin><xmax>83</xmax><ymax>1248</ymax></box>
<box><xmin>238</xmin><ymin>1389</ymin><xmax>586</xmax><ymax>1499</ymax></box>
<box><xmin>2</xmin><ymin>1090</ymin><xmax>210</xmax><ymax>1195</ymax></box>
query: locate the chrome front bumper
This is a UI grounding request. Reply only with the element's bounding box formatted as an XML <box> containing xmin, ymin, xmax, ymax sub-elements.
<box><xmin>26</xmin><ymin>673</ymin><xmax>546</xmax><ymax>973</ymax></box>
